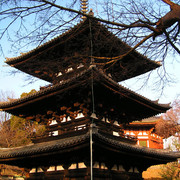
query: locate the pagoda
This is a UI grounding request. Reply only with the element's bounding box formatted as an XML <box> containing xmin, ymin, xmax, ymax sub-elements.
<box><xmin>0</xmin><ymin>9</ymin><xmax>179</xmax><ymax>180</ymax></box>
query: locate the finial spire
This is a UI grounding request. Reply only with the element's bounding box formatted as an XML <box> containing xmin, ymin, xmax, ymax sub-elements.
<box><xmin>81</xmin><ymin>0</ymin><xmax>88</xmax><ymax>20</ymax></box>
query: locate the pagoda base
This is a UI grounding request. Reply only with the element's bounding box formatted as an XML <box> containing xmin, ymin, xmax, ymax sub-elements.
<box><xmin>28</xmin><ymin>168</ymin><xmax>143</xmax><ymax>180</ymax></box>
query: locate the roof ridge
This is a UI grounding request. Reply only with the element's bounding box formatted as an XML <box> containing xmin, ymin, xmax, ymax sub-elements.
<box><xmin>93</xmin><ymin>67</ymin><xmax>171</xmax><ymax>109</ymax></box>
<box><xmin>0</xmin><ymin>66</ymin><xmax>170</xmax><ymax>111</ymax></box>
<box><xmin>5</xmin><ymin>18</ymin><xmax>88</xmax><ymax>63</ymax></box>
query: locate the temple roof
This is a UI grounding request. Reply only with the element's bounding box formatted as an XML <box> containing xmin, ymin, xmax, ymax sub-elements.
<box><xmin>0</xmin><ymin>66</ymin><xmax>170</xmax><ymax>123</ymax></box>
<box><xmin>125</xmin><ymin>116</ymin><xmax>160</xmax><ymax>128</ymax></box>
<box><xmin>5</xmin><ymin>18</ymin><xmax>160</xmax><ymax>83</ymax></box>
<box><xmin>0</xmin><ymin>127</ymin><xmax>178</xmax><ymax>168</ymax></box>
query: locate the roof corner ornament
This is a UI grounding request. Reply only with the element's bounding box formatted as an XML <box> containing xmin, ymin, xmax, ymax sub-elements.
<box><xmin>81</xmin><ymin>0</ymin><xmax>88</xmax><ymax>20</ymax></box>
<box><xmin>90</xmin><ymin>112</ymin><xmax>98</xmax><ymax>119</ymax></box>
<box><xmin>89</xmin><ymin>8</ymin><xmax>94</xmax><ymax>16</ymax></box>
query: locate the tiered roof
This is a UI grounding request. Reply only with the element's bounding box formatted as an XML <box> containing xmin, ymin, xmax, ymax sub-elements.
<box><xmin>5</xmin><ymin>18</ymin><xmax>160</xmax><ymax>84</ymax></box>
<box><xmin>0</xmin><ymin>16</ymin><xmax>178</xmax><ymax>178</ymax></box>
<box><xmin>125</xmin><ymin>117</ymin><xmax>160</xmax><ymax>129</ymax></box>
<box><xmin>0</xmin><ymin>66</ymin><xmax>169</xmax><ymax>124</ymax></box>
<box><xmin>0</xmin><ymin>126</ymin><xmax>178</xmax><ymax>168</ymax></box>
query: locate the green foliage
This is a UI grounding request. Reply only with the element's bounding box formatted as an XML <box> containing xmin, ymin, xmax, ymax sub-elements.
<box><xmin>159</xmin><ymin>162</ymin><xmax>180</xmax><ymax>180</ymax></box>
<box><xmin>0</xmin><ymin>89</ymin><xmax>45</xmax><ymax>148</ymax></box>
<box><xmin>0</xmin><ymin>115</ymin><xmax>45</xmax><ymax>148</ymax></box>
<box><xmin>20</xmin><ymin>89</ymin><xmax>37</xmax><ymax>98</ymax></box>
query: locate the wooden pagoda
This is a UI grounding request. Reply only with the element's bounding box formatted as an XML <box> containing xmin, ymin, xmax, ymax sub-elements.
<box><xmin>0</xmin><ymin>16</ymin><xmax>179</xmax><ymax>180</ymax></box>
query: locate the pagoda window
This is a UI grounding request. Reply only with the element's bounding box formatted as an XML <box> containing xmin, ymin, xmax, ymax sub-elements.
<box><xmin>77</xmin><ymin>63</ymin><xmax>84</xmax><ymax>69</ymax></box>
<box><xmin>57</xmin><ymin>165</ymin><xmax>64</xmax><ymax>171</ymax></box>
<box><xmin>67</xmin><ymin>116</ymin><xmax>71</xmax><ymax>121</ymax></box>
<box><xmin>113</xmin><ymin>121</ymin><xmax>119</xmax><ymax>126</ymax></box>
<box><xmin>75</xmin><ymin>112</ymin><xmax>84</xmax><ymax>119</ymax></box>
<box><xmin>69</xmin><ymin>163</ymin><xmax>77</xmax><ymax>169</ymax></box>
<box><xmin>134</xmin><ymin>167</ymin><xmax>139</xmax><ymax>173</ymax></box>
<box><xmin>29</xmin><ymin>168</ymin><xmax>36</xmax><ymax>173</ymax></box>
<box><xmin>102</xmin><ymin>117</ymin><xmax>105</xmax><ymax>122</ymax></box>
<box><xmin>37</xmin><ymin>168</ymin><xmax>44</xmax><ymax>173</ymax></box>
<box><xmin>111</xmin><ymin>164</ymin><xmax>118</xmax><ymax>171</ymax></box>
<box><xmin>49</xmin><ymin>130</ymin><xmax>58</xmax><ymax>136</ymax></box>
<box><xmin>119</xmin><ymin>165</ymin><xmax>125</xmax><ymax>172</ymax></box>
<box><xmin>130</xmin><ymin>132</ymin><xmax>135</xmax><ymax>135</ymax></box>
<box><xmin>113</xmin><ymin>131</ymin><xmax>119</xmax><ymax>136</ymax></box>
<box><xmin>129</xmin><ymin>167</ymin><xmax>138</xmax><ymax>173</ymax></box>
<box><xmin>75</xmin><ymin>124</ymin><xmax>86</xmax><ymax>131</ymax></box>
<box><xmin>106</xmin><ymin>119</ymin><xmax>110</xmax><ymax>123</ymax></box>
<box><xmin>138</xmin><ymin>132</ymin><xmax>143</xmax><ymax>135</ymax></box>
<box><xmin>52</xmin><ymin>130</ymin><xmax>58</xmax><ymax>136</ymax></box>
<box><xmin>60</xmin><ymin>115</ymin><xmax>67</xmax><ymax>123</ymax></box>
<box><xmin>93</xmin><ymin>162</ymin><xmax>100</xmax><ymax>169</ymax></box>
<box><xmin>66</xmin><ymin>67</ymin><xmax>73</xmax><ymax>73</ymax></box>
<box><xmin>101</xmin><ymin>163</ymin><xmax>108</xmax><ymax>170</ymax></box>
<box><xmin>57</xmin><ymin>72</ymin><xmax>62</xmax><ymax>77</ymax></box>
<box><xmin>129</xmin><ymin>167</ymin><xmax>133</xmax><ymax>172</ymax></box>
<box><xmin>47</xmin><ymin>166</ymin><xmax>56</xmax><ymax>172</ymax></box>
<box><xmin>49</xmin><ymin>119</ymin><xmax>58</xmax><ymax>126</ymax></box>
<box><xmin>78</xmin><ymin>162</ymin><xmax>86</xmax><ymax>169</ymax></box>
<box><xmin>101</xmin><ymin>117</ymin><xmax>110</xmax><ymax>123</ymax></box>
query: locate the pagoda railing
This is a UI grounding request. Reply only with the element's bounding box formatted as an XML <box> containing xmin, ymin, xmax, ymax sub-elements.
<box><xmin>32</xmin><ymin>117</ymin><xmax>137</xmax><ymax>144</ymax></box>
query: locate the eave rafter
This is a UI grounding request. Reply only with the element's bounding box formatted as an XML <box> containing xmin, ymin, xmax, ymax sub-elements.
<box><xmin>5</xmin><ymin>18</ymin><xmax>159</xmax><ymax>84</ymax></box>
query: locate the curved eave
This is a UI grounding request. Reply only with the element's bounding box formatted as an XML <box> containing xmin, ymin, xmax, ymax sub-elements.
<box><xmin>95</xmin><ymin>132</ymin><xmax>178</xmax><ymax>162</ymax></box>
<box><xmin>4</xmin><ymin>18</ymin><xmax>160</xmax><ymax>83</ymax></box>
<box><xmin>5</xmin><ymin>19</ymin><xmax>87</xmax><ymax>65</ymax></box>
<box><xmin>5</xmin><ymin>19</ymin><xmax>158</xmax><ymax>67</ymax></box>
<box><xmin>128</xmin><ymin>122</ymin><xmax>157</xmax><ymax>126</ymax></box>
<box><xmin>124</xmin><ymin>123</ymin><xmax>157</xmax><ymax>130</ymax></box>
<box><xmin>0</xmin><ymin>67</ymin><xmax>93</xmax><ymax>110</ymax></box>
<box><xmin>96</xmin><ymin>67</ymin><xmax>170</xmax><ymax>111</ymax></box>
<box><xmin>0</xmin><ymin>130</ymin><xmax>178</xmax><ymax>164</ymax></box>
<box><xmin>0</xmin><ymin>66</ymin><xmax>170</xmax><ymax>115</ymax></box>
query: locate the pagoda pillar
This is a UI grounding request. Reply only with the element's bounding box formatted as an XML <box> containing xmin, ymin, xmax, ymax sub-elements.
<box><xmin>63</xmin><ymin>164</ymin><xmax>71</xmax><ymax>180</ymax></box>
<box><xmin>84</xmin><ymin>160</ymin><xmax>91</xmax><ymax>180</ymax></box>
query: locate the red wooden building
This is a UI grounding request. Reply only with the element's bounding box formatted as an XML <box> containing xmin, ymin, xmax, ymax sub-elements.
<box><xmin>124</xmin><ymin>117</ymin><xmax>163</xmax><ymax>149</ymax></box>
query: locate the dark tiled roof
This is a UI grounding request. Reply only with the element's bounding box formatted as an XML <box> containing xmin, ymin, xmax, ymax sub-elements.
<box><xmin>0</xmin><ymin>66</ymin><xmax>170</xmax><ymax>111</ymax></box>
<box><xmin>0</xmin><ymin>66</ymin><xmax>170</xmax><ymax>125</ymax></box>
<box><xmin>5</xmin><ymin>19</ymin><xmax>87</xmax><ymax>64</ymax></box>
<box><xmin>5</xmin><ymin>18</ymin><xmax>160</xmax><ymax>83</ymax></box>
<box><xmin>0</xmin><ymin>133</ymin><xmax>89</xmax><ymax>159</ymax></box>
<box><xmin>0</xmin><ymin>128</ymin><xmax>178</xmax><ymax>162</ymax></box>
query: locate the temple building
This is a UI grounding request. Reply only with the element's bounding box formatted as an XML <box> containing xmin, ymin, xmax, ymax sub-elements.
<box><xmin>124</xmin><ymin>117</ymin><xmax>163</xmax><ymax>149</ymax></box>
<box><xmin>0</xmin><ymin>10</ymin><xmax>179</xmax><ymax>180</ymax></box>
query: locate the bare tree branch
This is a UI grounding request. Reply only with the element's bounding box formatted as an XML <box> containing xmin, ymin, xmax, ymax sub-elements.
<box><xmin>164</xmin><ymin>29</ymin><xmax>180</xmax><ymax>54</ymax></box>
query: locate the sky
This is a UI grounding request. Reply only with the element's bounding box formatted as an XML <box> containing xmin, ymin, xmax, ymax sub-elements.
<box><xmin>0</xmin><ymin>0</ymin><xmax>180</xmax><ymax>105</ymax></box>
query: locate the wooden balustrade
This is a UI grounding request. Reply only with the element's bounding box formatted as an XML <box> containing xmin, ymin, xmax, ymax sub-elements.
<box><xmin>32</xmin><ymin>116</ymin><xmax>137</xmax><ymax>143</ymax></box>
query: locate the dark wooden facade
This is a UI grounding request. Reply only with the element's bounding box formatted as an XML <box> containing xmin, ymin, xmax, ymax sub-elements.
<box><xmin>0</xmin><ymin>17</ymin><xmax>179</xmax><ymax>179</ymax></box>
